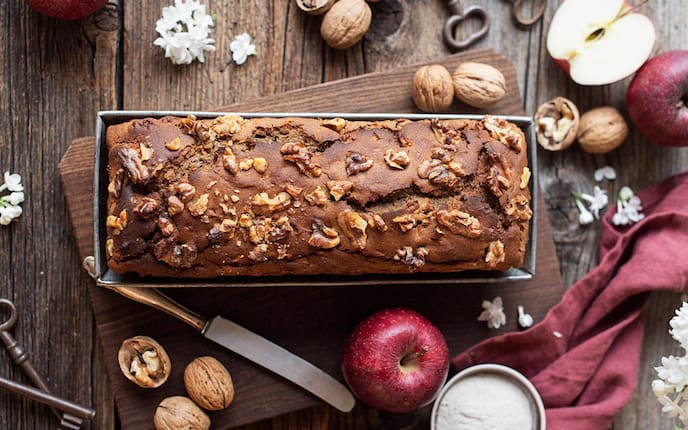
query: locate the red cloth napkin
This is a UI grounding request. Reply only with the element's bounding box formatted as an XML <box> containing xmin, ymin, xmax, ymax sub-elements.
<box><xmin>453</xmin><ymin>172</ymin><xmax>688</xmax><ymax>429</ymax></box>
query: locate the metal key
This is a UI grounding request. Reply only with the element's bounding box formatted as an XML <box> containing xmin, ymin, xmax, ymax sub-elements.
<box><xmin>0</xmin><ymin>298</ymin><xmax>95</xmax><ymax>428</ymax></box>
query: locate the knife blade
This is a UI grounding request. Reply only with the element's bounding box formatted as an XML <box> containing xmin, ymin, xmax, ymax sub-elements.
<box><xmin>105</xmin><ymin>286</ymin><xmax>355</xmax><ymax>413</ymax></box>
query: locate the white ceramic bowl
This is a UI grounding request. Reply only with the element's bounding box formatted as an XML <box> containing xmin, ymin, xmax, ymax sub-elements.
<box><xmin>430</xmin><ymin>363</ymin><xmax>546</xmax><ymax>430</ymax></box>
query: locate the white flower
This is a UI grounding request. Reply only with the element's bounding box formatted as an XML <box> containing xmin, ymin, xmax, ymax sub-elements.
<box><xmin>517</xmin><ymin>305</ymin><xmax>533</xmax><ymax>328</ymax></box>
<box><xmin>653</xmin><ymin>379</ymin><xmax>675</xmax><ymax>397</ymax></box>
<box><xmin>6</xmin><ymin>192</ymin><xmax>24</xmax><ymax>206</ymax></box>
<box><xmin>612</xmin><ymin>186</ymin><xmax>645</xmax><ymax>226</ymax></box>
<box><xmin>671</xmin><ymin>303</ymin><xmax>688</xmax><ymax>350</ymax></box>
<box><xmin>478</xmin><ymin>296</ymin><xmax>506</xmax><ymax>329</ymax></box>
<box><xmin>594</xmin><ymin>166</ymin><xmax>617</xmax><ymax>182</ymax></box>
<box><xmin>0</xmin><ymin>171</ymin><xmax>23</xmax><ymax>193</ymax></box>
<box><xmin>230</xmin><ymin>33</ymin><xmax>257</xmax><ymax>65</ymax></box>
<box><xmin>574</xmin><ymin>195</ymin><xmax>594</xmax><ymax>225</ymax></box>
<box><xmin>578</xmin><ymin>186</ymin><xmax>608</xmax><ymax>219</ymax></box>
<box><xmin>154</xmin><ymin>0</ymin><xmax>215</xmax><ymax>65</ymax></box>
<box><xmin>657</xmin><ymin>355</ymin><xmax>688</xmax><ymax>388</ymax></box>
<box><xmin>0</xmin><ymin>204</ymin><xmax>22</xmax><ymax>225</ymax></box>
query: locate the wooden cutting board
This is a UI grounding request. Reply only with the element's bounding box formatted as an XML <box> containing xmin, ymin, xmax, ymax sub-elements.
<box><xmin>59</xmin><ymin>49</ymin><xmax>565</xmax><ymax>430</ymax></box>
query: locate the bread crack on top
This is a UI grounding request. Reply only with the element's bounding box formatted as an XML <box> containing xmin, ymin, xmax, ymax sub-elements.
<box><xmin>105</xmin><ymin>115</ymin><xmax>531</xmax><ymax>277</ymax></box>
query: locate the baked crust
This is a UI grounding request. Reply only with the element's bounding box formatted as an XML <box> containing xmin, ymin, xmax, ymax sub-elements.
<box><xmin>105</xmin><ymin>115</ymin><xmax>531</xmax><ymax>277</ymax></box>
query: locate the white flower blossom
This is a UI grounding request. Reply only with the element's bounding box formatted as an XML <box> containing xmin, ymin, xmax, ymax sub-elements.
<box><xmin>574</xmin><ymin>194</ymin><xmax>594</xmax><ymax>225</ymax></box>
<box><xmin>0</xmin><ymin>172</ymin><xmax>23</xmax><ymax>192</ymax></box>
<box><xmin>0</xmin><ymin>204</ymin><xmax>22</xmax><ymax>225</ymax></box>
<box><xmin>154</xmin><ymin>0</ymin><xmax>215</xmax><ymax>65</ymax></box>
<box><xmin>654</xmin><ymin>302</ymin><xmax>688</xmax><ymax>427</ymax></box>
<box><xmin>7</xmin><ymin>192</ymin><xmax>24</xmax><ymax>206</ymax></box>
<box><xmin>478</xmin><ymin>296</ymin><xmax>506</xmax><ymax>329</ymax></box>
<box><xmin>517</xmin><ymin>305</ymin><xmax>533</xmax><ymax>328</ymax></box>
<box><xmin>612</xmin><ymin>186</ymin><xmax>645</xmax><ymax>226</ymax></box>
<box><xmin>594</xmin><ymin>166</ymin><xmax>617</xmax><ymax>182</ymax></box>
<box><xmin>578</xmin><ymin>186</ymin><xmax>608</xmax><ymax>219</ymax></box>
<box><xmin>230</xmin><ymin>33</ymin><xmax>257</xmax><ymax>65</ymax></box>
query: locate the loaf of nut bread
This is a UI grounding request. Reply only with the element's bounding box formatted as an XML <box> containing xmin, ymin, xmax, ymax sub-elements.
<box><xmin>105</xmin><ymin>115</ymin><xmax>531</xmax><ymax>277</ymax></box>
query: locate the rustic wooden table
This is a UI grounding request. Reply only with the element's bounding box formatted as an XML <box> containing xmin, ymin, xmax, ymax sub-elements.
<box><xmin>0</xmin><ymin>1</ymin><xmax>686</xmax><ymax>429</ymax></box>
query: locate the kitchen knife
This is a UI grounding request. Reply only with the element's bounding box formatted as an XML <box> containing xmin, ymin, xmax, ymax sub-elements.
<box><xmin>106</xmin><ymin>285</ymin><xmax>356</xmax><ymax>413</ymax></box>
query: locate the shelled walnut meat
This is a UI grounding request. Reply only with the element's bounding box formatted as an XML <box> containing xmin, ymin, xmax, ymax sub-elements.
<box><xmin>184</xmin><ymin>356</ymin><xmax>235</xmax><ymax>411</ymax></box>
<box><xmin>534</xmin><ymin>97</ymin><xmax>580</xmax><ymax>151</ymax></box>
<box><xmin>154</xmin><ymin>396</ymin><xmax>210</xmax><ymax>430</ymax></box>
<box><xmin>412</xmin><ymin>65</ymin><xmax>455</xmax><ymax>113</ymax></box>
<box><xmin>118</xmin><ymin>336</ymin><xmax>171</xmax><ymax>388</ymax></box>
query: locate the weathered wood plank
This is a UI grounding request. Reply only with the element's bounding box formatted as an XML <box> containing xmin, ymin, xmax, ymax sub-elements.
<box><xmin>0</xmin><ymin>2</ymin><xmax>120</xmax><ymax>430</ymax></box>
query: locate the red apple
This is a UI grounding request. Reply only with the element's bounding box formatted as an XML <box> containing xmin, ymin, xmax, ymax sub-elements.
<box><xmin>341</xmin><ymin>308</ymin><xmax>450</xmax><ymax>414</ymax></box>
<box><xmin>546</xmin><ymin>0</ymin><xmax>655</xmax><ymax>85</ymax></box>
<box><xmin>627</xmin><ymin>50</ymin><xmax>688</xmax><ymax>147</ymax></box>
<box><xmin>25</xmin><ymin>0</ymin><xmax>107</xmax><ymax>20</ymax></box>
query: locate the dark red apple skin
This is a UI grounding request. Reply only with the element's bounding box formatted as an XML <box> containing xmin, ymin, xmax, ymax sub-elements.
<box><xmin>26</xmin><ymin>0</ymin><xmax>107</xmax><ymax>20</ymax></box>
<box><xmin>627</xmin><ymin>50</ymin><xmax>688</xmax><ymax>147</ymax></box>
<box><xmin>552</xmin><ymin>58</ymin><xmax>571</xmax><ymax>76</ymax></box>
<box><xmin>341</xmin><ymin>308</ymin><xmax>450</xmax><ymax>414</ymax></box>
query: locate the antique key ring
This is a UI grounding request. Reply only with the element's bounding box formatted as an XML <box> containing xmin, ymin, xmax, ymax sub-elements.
<box><xmin>444</xmin><ymin>0</ymin><xmax>490</xmax><ymax>51</ymax></box>
<box><xmin>508</xmin><ymin>0</ymin><xmax>547</xmax><ymax>27</ymax></box>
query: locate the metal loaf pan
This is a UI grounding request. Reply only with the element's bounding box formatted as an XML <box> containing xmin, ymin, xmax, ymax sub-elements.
<box><xmin>93</xmin><ymin>111</ymin><xmax>538</xmax><ymax>288</ymax></box>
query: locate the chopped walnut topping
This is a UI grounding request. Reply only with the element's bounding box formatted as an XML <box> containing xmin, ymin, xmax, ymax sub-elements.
<box><xmin>276</xmin><ymin>246</ymin><xmax>289</xmax><ymax>260</ymax></box>
<box><xmin>308</xmin><ymin>220</ymin><xmax>340</xmax><ymax>249</ymax></box>
<box><xmin>133</xmin><ymin>197</ymin><xmax>159</xmax><ymax>219</ymax></box>
<box><xmin>251</xmin><ymin>192</ymin><xmax>292</xmax><ymax>215</ymax></box>
<box><xmin>253</xmin><ymin>158</ymin><xmax>268</xmax><ymax>174</ymax></box>
<box><xmin>167</xmin><ymin>196</ymin><xmax>184</xmax><ymax>216</ymax></box>
<box><xmin>280</xmin><ymin>142</ymin><xmax>322</xmax><ymax>177</ymax></box>
<box><xmin>394</xmin><ymin>246</ymin><xmax>429</xmax><ymax>268</ymax></box>
<box><xmin>165</xmin><ymin>137</ymin><xmax>181</xmax><ymax>151</ymax></box>
<box><xmin>520</xmin><ymin>167</ymin><xmax>531</xmax><ymax>190</ymax></box>
<box><xmin>326</xmin><ymin>180</ymin><xmax>353</xmax><ymax>201</ymax></box>
<box><xmin>505</xmin><ymin>195</ymin><xmax>533</xmax><ymax>222</ymax></box>
<box><xmin>218</xmin><ymin>203</ymin><xmax>233</xmax><ymax>216</ymax></box>
<box><xmin>108</xmin><ymin>169</ymin><xmax>124</xmax><ymax>198</ymax></box>
<box><xmin>483</xmin><ymin>115</ymin><xmax>523</xmax><ymax>152</ymax></box>
<box><xmin>106</xmin><ymin>238</ymin><xmax>115</xmax><ymax>257</ymax></box>
<box><xmin>270</xmin><ymin>216</ymin><xmax>293</xmax><ymax>242</ymax></box>
<box><xmin>418</xmin><ymin>159</ymin><xmax>458</xmax><ymax>187</ymax></box>
<box><xmin>485</xmin><ymin>240</ymin><xmax>506</xmax><ymax>268</ymax></box>
<box><xmin>118</xmin><ymin>148</ymin><xmax>150</xmax><ymax>184</ymax></box>
<box><xmin>436</xmin><ymin>209</ymin><xmax>481</xmax><ymax>237</ymax></box>
<box><xmin>365</xmin><ymin>212</ymin><xmax>388</xmax><ymax>232</ymax></box>
<box><xmin>321</xmin><ymin>117</ymin><xmax>346</xmax><ymax>131</ymax></box>
<box><xmin>486</xmin><ymin>165</ymin><xmax>511</xmax><ymax>196</ymax></box>
<box><xmin>222</xmin><ymin>147</ymin><xmax>239</xmax><ymax>174</ymax></box>
<box><xmin>430</xmin><ymin>119</ymin><xmax>462</xmax><ymax>146</ymax></box>
<box><xmin>239</xmin><ymin>213</ymin><xmax>252</xmax><ymax>228</ymax></box>
<box><xmin>447</xmin><ymin>160</ymin><xmax>466</xmax><ymax>175</ymax></box>
<box><xmin>249</xmin><ymin>217</ymin><xmax>273</xmax><ymax>245</ymax></box>
<box><xmin>157</xmin><ymin>217</ymin><xmax>177</xmax><ymax>237</ymax></box>
<box><xmin>107</xmin><ymin>209</ymin><xmax>128</xmax><ymax>235</ymax></box>
<box><xmin>153</xmin><ymin>239</ymin><xmax>197</xmax><ymax>268</ymax></box>
<box><xmin>212</xmin><ymin>115</ymin><xmax>243</xmax><ymax>136</ymax></box>
<box><xmin>248</xmin><ymin>244</ymin><xmax>269</xmax><ymax>262</ymax></box>
<box><xmin>305</xmin><ymin>186</ymin><xmax>329</xmax><ymax>206</ymax></box>
<box><xmin>384</xmin><ymin>150</ymin><xmax>410</xmax><ymax>170</ymax></box>
<box><xmin>208</xmin><ymin>220</ymin><xmax>235</xmax><ymax>244</ymax></box>
<box><xmin>285</xmin><ymin>184</ymin><xmax>303</xmax><ymax>199</ymax></box>
<box><xmin>175</xmin><ymin>183</ymin><xmax>196</xmax><ymax>202</ymax></box>
<box><xmin>345</xmin><ymin>152</ymin><xmax>374</xmax><ymax>176</ymax></box>
<box><xmin>230</xmin><ymin>195</ymin><xmax>240</xmax><ymax>203</ymax></box>
<box><xmin>337</xmin><ymin>210</ymin><xmax>368</xmax><ymax>250</ymax></box>
<box><xmin>239</xmin><ymin>158</ymin><xmax>254</xmax><ymax>171</ymax></box>
<box><xmin>139</xmin><ymin>143</ymin><xmax>153</xmax><ymax>161</ymax></box>
<box><xmin>188</xmin><ymin>193</ymin><xmax>209</xmax><ymax>217</ymax></box>
<box><xmin>392</xmin><ymin>214</ymin><xmax>421</xmax><ymax>232</ymax></box>
<box><xmin>193</xmin><ymin>120</ymin><xmax>215</xmax><ymax>144</ymax></box>
<box><xmin>430</xmin><ymin>148</ymin><xmax>452</xmax><ymax>162</ymax></box>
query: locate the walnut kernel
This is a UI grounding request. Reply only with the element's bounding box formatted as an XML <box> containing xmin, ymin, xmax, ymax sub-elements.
<box><xmin>251</xmin><ymin>192</ymin><xmax>292</xmax><ymax>215</ymax></box>
<box><xmin>485</xmin><ymin>240</ymin><xmax>505</xmax><ymax>268</ymax></box>
<box><xmin>534</xmin><ymin>97</ymin><xmax>580</xmax><ymax>151</ymax></box>
<box><xmin>188</xmin><ymin>193</ymin><xmax>209</xmax><ymax>217</ymax></box>
<box><xmin>384</xmin><ymin>149</ymin><xmax>410</xmax><ymax>170</ymax></box>
<box><xmin>118</xmin><ymin>336</ymin><xmax>171</xmax><ymax>388</ymax></box>
<box><xmin>308</xmin><ymin>221</ymin><xmax>340</xmax><ymax>249</ymax></box>
<box><xmin>326</xmin><ymin>180</ymin><xmax>353</xmax><ymax>201</ymax></box>
<box><xmin>337</xmin><ymin>210</ymin><xmax>368</xmax><ymax>250</ymax></box>
<box><xmin>436</xmin><ymin>209</ymin><xmax>481</xmax><ymax>237</ymax></box>
<box><xmin>346</xmin><ymin>152</ymin><xmax>374</xmax><ymax>175</ymax></box>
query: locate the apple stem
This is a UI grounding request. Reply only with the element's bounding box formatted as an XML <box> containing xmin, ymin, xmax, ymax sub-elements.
<box><xmin>400</xmin><ymin>346</ymin><xmax>429</xmax><ymax>366</ymax></box>
<box><xmin>617</xmin><ymin>0</ymin><xmax>650</xmax><ymax>20</ymax></box>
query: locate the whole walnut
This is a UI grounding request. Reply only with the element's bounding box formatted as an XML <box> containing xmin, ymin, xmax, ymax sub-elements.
<box><xmin>452</xmin><ymin>62</ymin><xmax>506</xmax><ymax>109</ymax></box>
<box><xmin>320</xmin><ymin>0</ymin><xmax>372</xmax><ymax>50</ymax></box>
<box><xmin>184</xmin><ymin>356</ymin><xmax>235</xmax><ymax>411</ymax></box>
<box><xmin>577</xmin><ymin>106</ymin><xmax>629</xmax><ymax>154</ymax></box>
<box><xmin>412</xmin><ymin>65</ymin><xmax>454</xmax><ymax>113</ymax></box>
<box><xmin>154</xmin><ymin>396</ymin><xmax>210</xmax><ymax>430</ymax></box>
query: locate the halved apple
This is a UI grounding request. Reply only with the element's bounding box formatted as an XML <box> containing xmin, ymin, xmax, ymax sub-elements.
<box><xmin>546</xmin><ymin>0</ymin><xmax>656</xmax><ymax>86</ymax></box>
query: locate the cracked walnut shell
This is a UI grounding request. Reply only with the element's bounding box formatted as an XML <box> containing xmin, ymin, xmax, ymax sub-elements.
<box><xmin>576</xmin><ymin>106</ymin><xmax>628</xmax><ymax>154</ymax></box>
<box><xmin>320</xmin><ymin>0</ymin><xmax>372</xmax><ymax>50</ymax></box>
<box><xmin>452</xmin><ymin>62</ymin><xmax>506</xmax><ymax>109</ymax></box>
<box><xmin>154</xmin><ymin>396</ymin><xmax>210</xmax><ymax>430</ymax></box>
<box><xmin>118</xmin><ymin>336</ymin><xmax>171</xmax><ymax>388</ymax></box>
<box><xmin>412</xmin><ymin>65</ymin><xmax>454</xmax><ymax>113</ymax></box>
<box><xmin>184</xmin><ymin>356</ymin><xmax>235</xmax><ymax>411</ymax></box>
<box><xmin>534</xmin><ymin>97</ymin><xmax>580</xmax><ymax>151</ymax></box>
